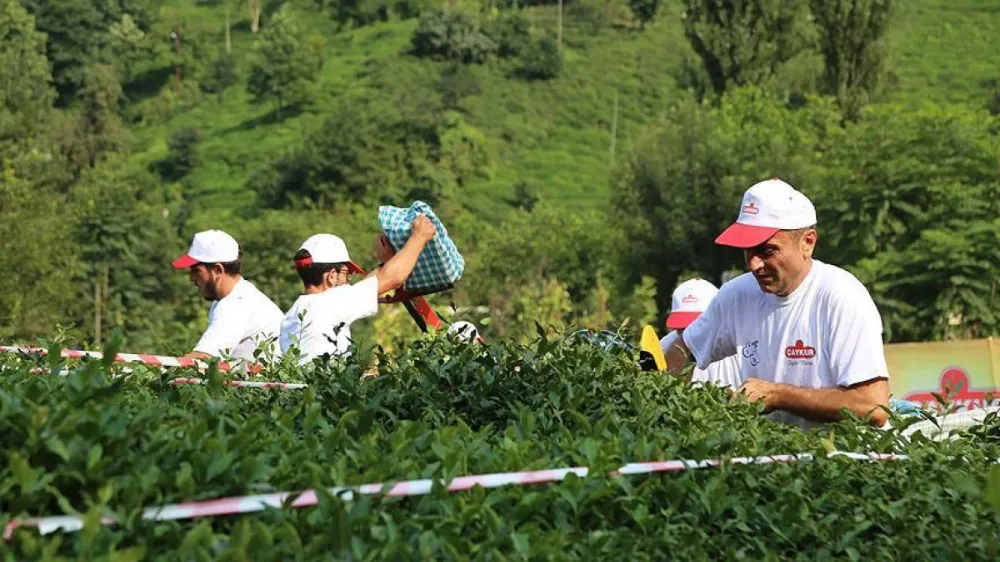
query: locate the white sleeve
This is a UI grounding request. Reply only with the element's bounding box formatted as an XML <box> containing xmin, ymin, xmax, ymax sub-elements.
<box><xmin>709</xmin><ymin>355</ymin><xmax>744</xmax><ymax>390</ymax></box>
<box><xmin>681</xmin><ymin>287</ymin><xmax>737</xmax><ymax>370</ymax></box>
<box><xmin>659</xmin><ymin>330</ymin><xmax>679</xmax><ymax>356</ymax></box>
<box><xmin>825</xmin><ymin>281</ymin><xmax>890</xmax><ymax>387</ymax></box>
<box><xmin>339</xmin><ymin>277</ymin><xmax>380</xmax><ymax>324</ymax></box>
<box><xmin>193</xmin><ymin>301</ymin><xmax>249</xmax><ymax>357</ymax></box>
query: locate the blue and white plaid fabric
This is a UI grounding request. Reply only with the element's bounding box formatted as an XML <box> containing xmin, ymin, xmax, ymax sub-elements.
<box><xmin>890</xmin><ymin>397</ymin><xmax>922</xmax><ymax>417</ymax></box>
<box><xmin>378</xmin><ymin>201</ymin><xmax>465</xmax><ymax>291</ymax></box>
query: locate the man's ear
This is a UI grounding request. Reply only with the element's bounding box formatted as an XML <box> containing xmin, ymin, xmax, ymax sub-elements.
<box><xmin>210</xmin><ymin>263</ymin><xmax>226</xmax><ymax>276</ymax></box>
<box><xmin>802</xmin><ymin>228</ymin><xmax>818</xmax><ymax>257</ymax></box>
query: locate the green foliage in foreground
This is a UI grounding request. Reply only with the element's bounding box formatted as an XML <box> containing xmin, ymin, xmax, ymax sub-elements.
<box><xmin>4</xmin><ymin>0</ymin><xmax>1000</xmax><ymax>351</ymax></box>
<box><xmin>2</xmin><ymin>336</ymin><xmax>1000</xmax><ymax>559</ymax></box>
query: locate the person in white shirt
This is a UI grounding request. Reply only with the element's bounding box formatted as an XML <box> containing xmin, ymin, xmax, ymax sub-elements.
<box><xmin>172</xmin><ymin>229</ymin><xmax>284</xmax><ymax>364</ymax></box>
<box><xmin>280</xmin><ymin>214</ymin><xmax>437</xmax><ymax>364</ymax></box>
<box><xmin>660</xmin><ymin>278</ymin><xmax>742</xmax><ymax>390</ymax></box>
<box><xmin>664</xmin><ymin>178</ymin><xmax>890</xmax><ymax>430</ymax></box>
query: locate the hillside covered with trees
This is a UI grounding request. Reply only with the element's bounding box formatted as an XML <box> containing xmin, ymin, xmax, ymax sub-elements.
<box><xmin>2</xmin><ymin>0</ymin><xmax>999</xmax><ymax>354</ymax></box>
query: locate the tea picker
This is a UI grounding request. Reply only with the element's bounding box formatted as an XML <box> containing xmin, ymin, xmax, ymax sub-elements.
<box><xmin>279</xmin><ymin>212</ymin><xmax>438</xmax><ymax>365</ymax></box>
<box><xmin>650</xmin><ymin>278</ymin><xmax>742</xmax><ymax>390</ymax></box>
<box><xmin>279</xmin><ymin>201</ymin><xmax>470</xmax><ymax>366</ymax></box>
<box><xmin>663</xmin><ymin>178</ymin><xmax>891</xmax><ymax>431</ymax></box>
<box><xmin>171</xmin><ymin>229</ymin><xmax>284</xmax><ymax>369</ymax></box>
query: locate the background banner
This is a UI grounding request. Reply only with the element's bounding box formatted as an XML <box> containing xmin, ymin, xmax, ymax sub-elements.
<box><xmin>885</xmin><ymin>338</ymin><xmax>1000</xmax><ymax>412</ymax></box>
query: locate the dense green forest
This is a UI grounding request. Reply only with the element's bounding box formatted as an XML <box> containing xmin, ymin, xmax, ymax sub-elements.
<box><xmin>1</xmin><ymin>0</ymin><xmax>999</xmax><ymax>355</ymax></box>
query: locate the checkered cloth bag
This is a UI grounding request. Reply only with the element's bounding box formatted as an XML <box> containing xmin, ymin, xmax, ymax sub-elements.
<box><xmin>378</xmin><ymin>201</ymin><xmax>465</xmax><ymax>292</ymax></box>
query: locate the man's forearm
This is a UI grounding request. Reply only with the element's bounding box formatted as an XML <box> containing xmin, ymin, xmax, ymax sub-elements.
<box><xmin>772</xmin><ymin>383</ymin><xmax>889</xmax><ymax>426</ymax></box>
<box><xmin>664</xmin><ymin>335</ymin><xmax>692</xmax><ymax>377</ymax></box>
<box><xmin>377</xmin><ymin>235</ymin><xmax>429</xmax><ymax>294</ymax></box>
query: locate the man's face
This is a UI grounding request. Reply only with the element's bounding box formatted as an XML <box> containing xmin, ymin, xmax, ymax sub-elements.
<box><xmin>188</xmin><ymin>263</ymin><xmax>223</xmax><ymax>301</ymax></box>
<box><xmin>743</xmin><ymin>229</ymin><xmax>817</xmax><ymax>296</ymax></box>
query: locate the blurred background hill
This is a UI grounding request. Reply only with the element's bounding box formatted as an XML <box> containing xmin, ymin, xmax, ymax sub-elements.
<box><xmin>2</xmin><ymin>0</ymin><xmax>998</xmax><ymax>353</ymax></box>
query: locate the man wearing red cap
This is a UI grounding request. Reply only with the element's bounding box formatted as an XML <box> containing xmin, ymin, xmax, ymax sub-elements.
<box><xmin>660</xmin><ymin>278</ymin><xmax>742</xmax><ymax>390</ymax></box>
<box><xmin>280</xmin><ymin>215</ymin><xmax>437</xmax><ymax>364</ymax></box>
<box><xmin>173</xmin><ymin>229</ymin><xmax>284</xmax><ymax>364</ymax></box>
<box><xmin>664</xmin><ymin>178</ymin><xmax>890</xmax><ymax>430</ymax></box>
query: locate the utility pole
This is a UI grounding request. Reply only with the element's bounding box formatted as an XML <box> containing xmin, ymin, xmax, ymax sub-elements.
<box><xmin>94</xmin><ymin>264</ymin><xmax>109</xmax><ymax>346</ymax></box>
<box><xmin>557</xmin><ymin>0</ymin><xmax>563</xmax><ymax>52</ymax></box>
<box><xmin>249</xmin><ymin>0</ymin><xmax>260</xmax><ymax>34</ymax></box>
<box><xmin>225</xmin><ymin>8</ymin><xmax>232</xmax><ymax>54</ymax></box>
<box><xmin>609</xmin><ymin>91</ymin><xmax>619</xmax><ymax>167</ymax></box>
<box><xmin>94</xmin><ymin>275</ymin><xmax>101</xmax><ymax>346</ymax></box>
<box><xmin>173</xmin><ymin>21</ymin><xmax>183</xmax><ymax>90</ymax></box>
<box><xmin>103</xmin><ymin>264</ymin><xmax>109</xmax><ymax>344</ymax></box>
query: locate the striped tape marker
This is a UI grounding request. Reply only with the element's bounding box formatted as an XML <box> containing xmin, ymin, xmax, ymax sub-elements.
<box><xmin>0</xmin><ymin>346</ymin><xmax>262</xmax><ymax>374</ymax></box>
<box><xmin>17</xmin><ymin>370</ymin><xmax>305</xmax><ymax>391</ymax></box>
<box><xmin>4</xmin><ymin>452</ymin><xmax>915</xmax><ymax>539</ymax></box>
<box><xmin>168</xmin><ymin>377</ymin><xmax>307</xmax><ymax>390</ymax></box>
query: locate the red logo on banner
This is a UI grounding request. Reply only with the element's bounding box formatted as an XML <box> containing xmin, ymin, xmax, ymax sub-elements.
<box><xmin>784</xmin><ymin>340</ymin><xmax>816</xmax><ymax>359</ymax></box>
<box><xmin>903</xmin><ymin>367</ymin><xmax>999</xmax><ymax>413</ymax></box>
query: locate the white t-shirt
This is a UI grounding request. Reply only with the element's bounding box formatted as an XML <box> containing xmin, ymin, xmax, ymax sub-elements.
<box><xmin>280</xmin><ymin>277</ymin><xmax>379</xmax><ymax>364</ymax></box>
<box><xmin>660</xmin><ymin>330</ymin><xmax>742</xmax><ymax>390</ymax></box>
<box><xmin>193</xmin><ymin>277</ymin><xmax>284</xmax><ymax>363</ymax></box>
<box><xmin>682</xmin><ymin>260</ymin><xmax>889</xmax><ymax>431</ymax></box>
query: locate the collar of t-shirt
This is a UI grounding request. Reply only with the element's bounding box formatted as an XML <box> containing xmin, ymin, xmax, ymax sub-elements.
<box><xmin>219</xmin><ymin>277</ymin><xmax>249</xmax><ymax>303</ymax></box>
<box><xmin>301</xmin><ymin>281</ymin><xmax>351</xmax><ymax>302</ymax></box>
<box><xmin>762</xmin><ymin>261</ymin><xmax>818</xmax><ymax>309</ymax></box>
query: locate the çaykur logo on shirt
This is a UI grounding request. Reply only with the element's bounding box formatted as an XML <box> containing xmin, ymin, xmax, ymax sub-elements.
<box><xmin>785</xmin><ymin>340</ymin><xmax>816</xmax><ymax>364</ymax></box>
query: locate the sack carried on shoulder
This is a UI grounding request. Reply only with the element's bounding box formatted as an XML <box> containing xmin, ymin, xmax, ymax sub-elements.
<box><xmin>378</xmin><ymin>201</ymin><xmax>465</xmax><ymax>292</ymax></box>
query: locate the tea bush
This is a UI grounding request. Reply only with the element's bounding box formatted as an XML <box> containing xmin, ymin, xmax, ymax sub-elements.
<box><xmin>2</xmin><ymin>336</ymin><xmax>999</xmax><ymax>559</ymax></box>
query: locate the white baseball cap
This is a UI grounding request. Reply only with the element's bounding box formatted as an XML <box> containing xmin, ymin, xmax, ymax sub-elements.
<box><xmin>666</xmin><ymin>278</ymin><xmax>719</xmax><ymax>329</ymax></box>
<box><xmin>715</xmin><ymin>178</ymin><xmax>817</xmax><ymax>248</ymax></box>
<box><xmin>294</xmin><ymin>233</ymin><xmax>363</xmax><ymax>274</ymax></box>
<box><xmin>172</xmin><ymin>229</ymin><xmax>240</xmax><ymax>269</ymax></box>
<box><xmin>448</xmin><ymin>320</ymin><xmax>484</xmax><ymax>344</ymax></box>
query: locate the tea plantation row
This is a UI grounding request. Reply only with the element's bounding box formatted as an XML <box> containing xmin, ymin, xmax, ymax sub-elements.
<box><xmin>2</xmin><ymin>337</ymin><xmax>999</xmax><ymax>560</ymax></box>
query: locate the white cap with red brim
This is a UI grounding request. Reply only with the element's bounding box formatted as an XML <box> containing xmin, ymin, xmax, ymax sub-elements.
<box><xmin>294</xmin><ymin>233</ymin><xmax>364</xmax><ymax>274</ymax></box>
<box><xmin>448</xmin><ymin>320</ymin><xmax>484</xmax><ymax>344</ymax></box>
<box><xmin>172</xmin><ymin>230</ymin><xmax>240</xmax><ymax>269</ymax></box>
<box><xmin>715</xmin><ymin>178</ymin><xmax>817</xmax><ymax>249</ymax></box>
<box><xmin>665</xmin><ymin>278</ymin><xmax>719</xmax><ymax>330</ymax></box>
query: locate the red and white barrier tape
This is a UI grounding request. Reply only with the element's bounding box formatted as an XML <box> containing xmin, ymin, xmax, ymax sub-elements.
<box><xmin>0</xmin><ymin>346</ymin><xmax>262</xmax><ymax>374</ymax></box>
<box><xmin>18</xmin><ymin>369</ymin><xmax>305</xmax><ymax>391</ymax></box>
<box><xmin>4</xmin><ymin>452</ymin><xmax>916</xmax><ymax>539</ymax></box>
<box><xmin>168</xmin><ymin>377</ymin><xmax>307</xmax><ymax>390</ymax></box>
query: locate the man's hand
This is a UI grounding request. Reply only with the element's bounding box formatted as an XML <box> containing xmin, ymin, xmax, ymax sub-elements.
<box><xmin>411</xmin><ymin>214</ymin><xmax>437</xmax><ymax>242</ymax></box>
<box><xmin>373</xmin><ymin>214</ymin><xmax>438</xmax><ymax>295</ymax></box>
<box><xmin>732</xmin><ymin>377</ymin><xmax>890</xmax><ymax>427</ymax></box>
<box><xmin>735</xmin><ymin>378</ymin><xmax>779</xmax><ymax>412</ymax></box>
